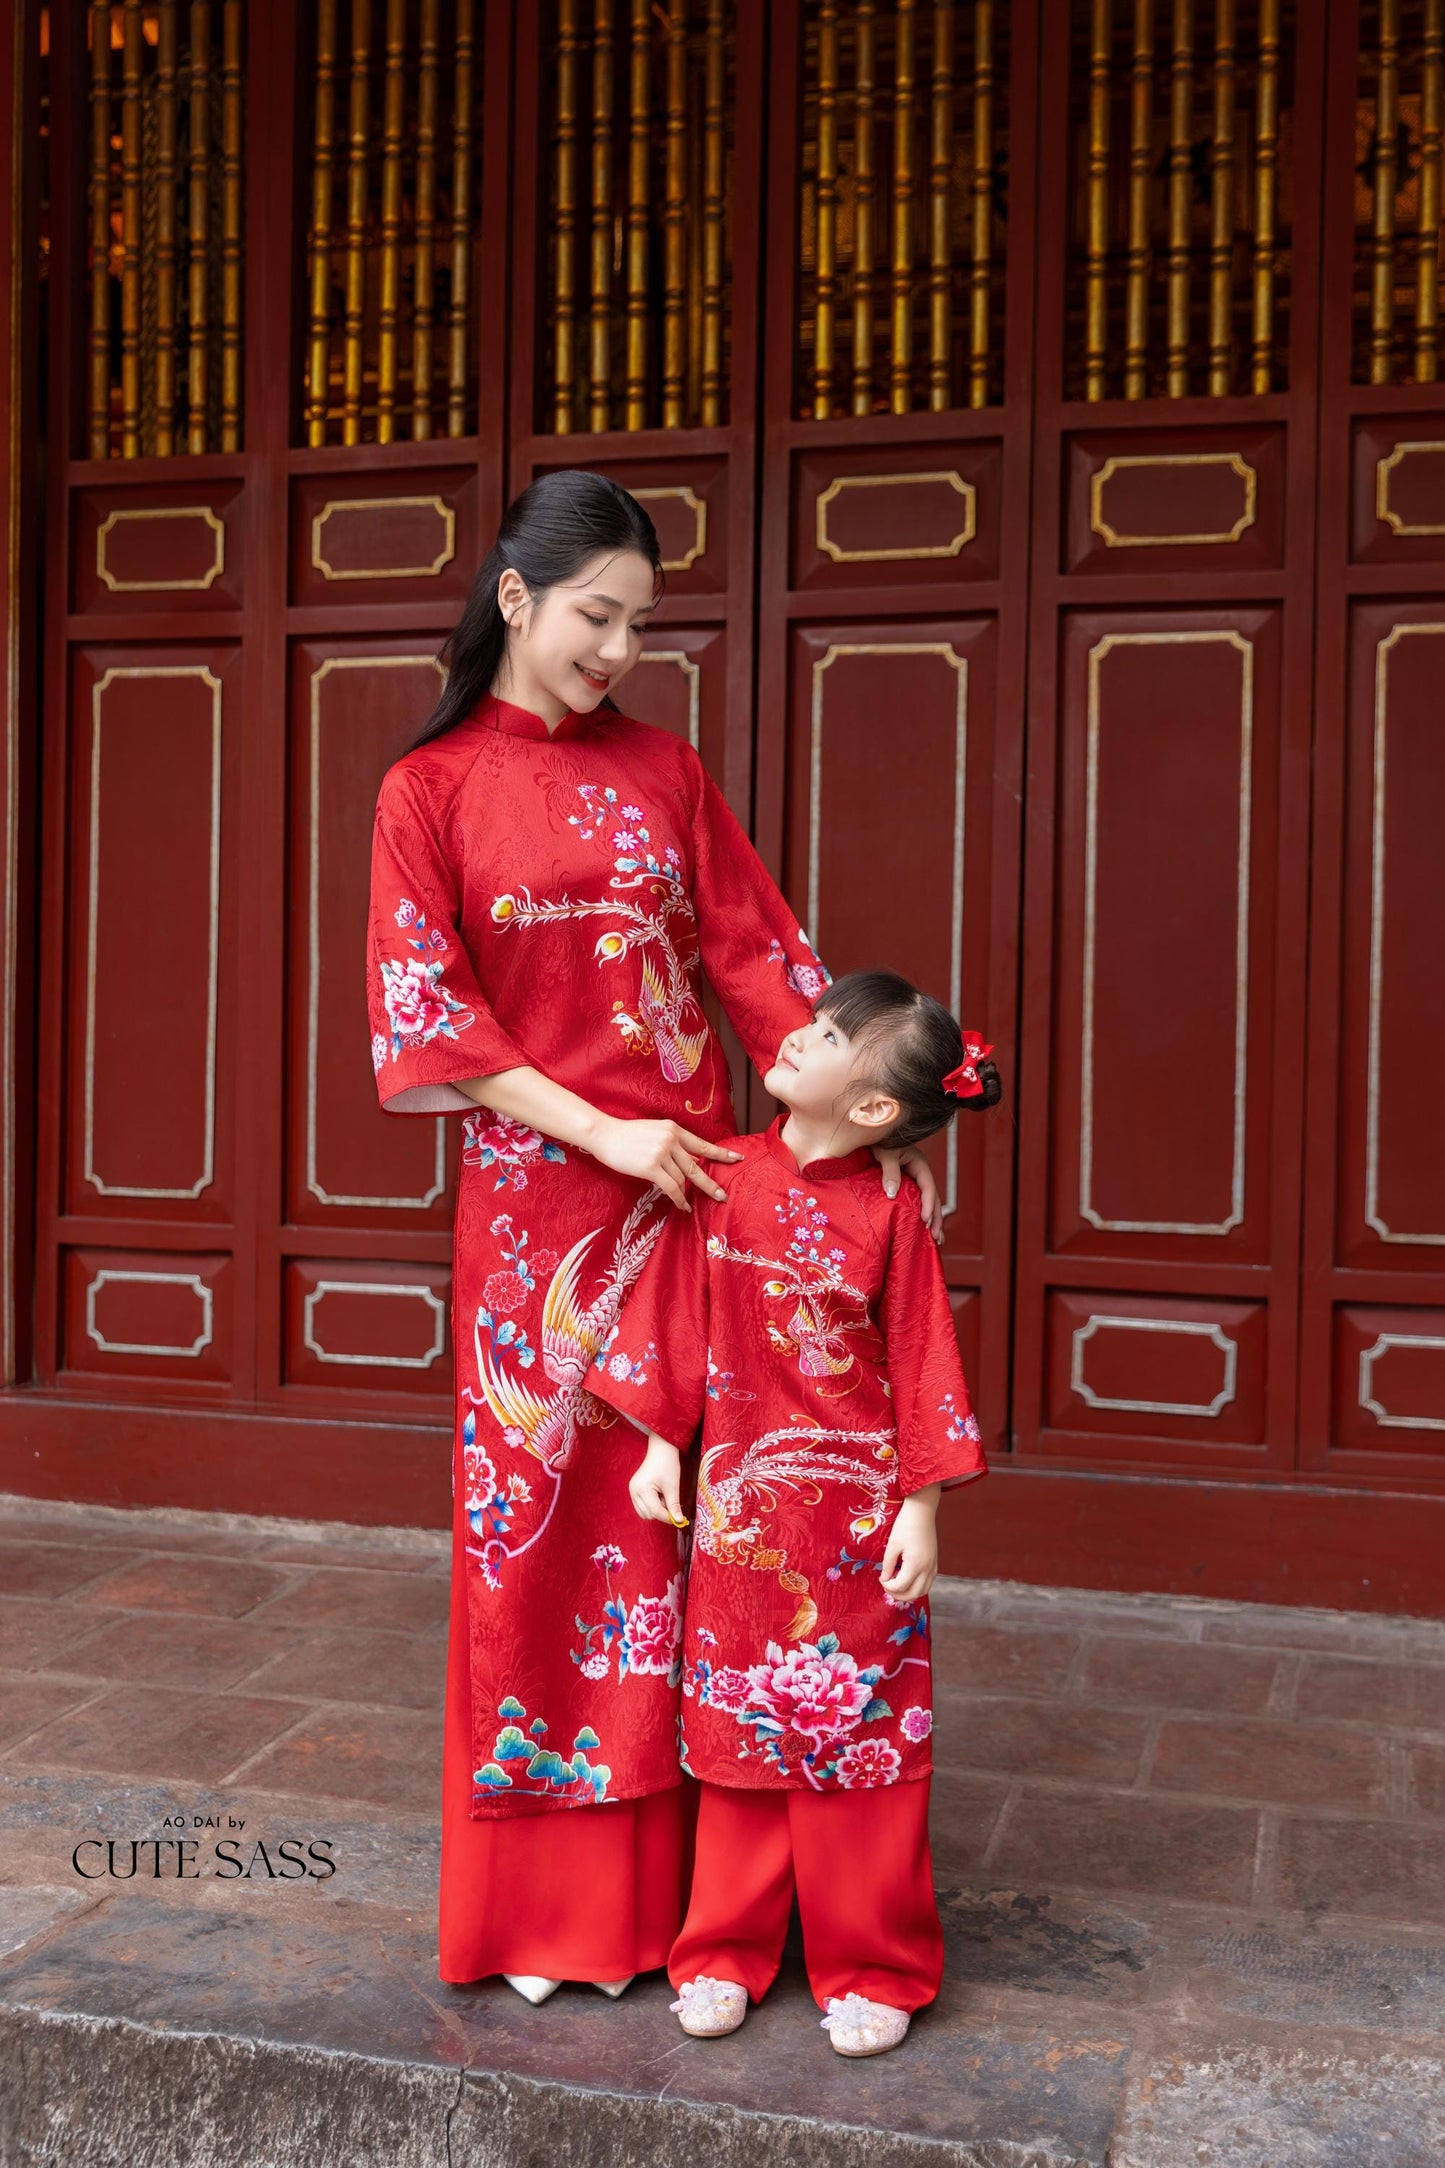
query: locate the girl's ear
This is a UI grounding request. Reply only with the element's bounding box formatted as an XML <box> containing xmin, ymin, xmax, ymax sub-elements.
<box><xmin>850</xmin><ymin>1090</ymin><xmax>901</xmax><ymax>1135</ymax></box>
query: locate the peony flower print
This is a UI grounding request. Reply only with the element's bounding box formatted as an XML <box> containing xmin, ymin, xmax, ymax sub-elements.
<box><xmin>835</xmin><ymin>1738</ymin><xmax>902</xmax><ymax>1788</ymax></box>
<box><xmin>743</xmin><ymin>1637</ymin><xmax>873</xmax><ymax>1747</ymax></box>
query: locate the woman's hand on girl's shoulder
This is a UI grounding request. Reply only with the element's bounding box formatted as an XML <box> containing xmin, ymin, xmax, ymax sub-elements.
<box><xmin>584</xmin><ymin>1114</ymin><xmax>742</xmax><ymax>1211</ymax></box>
<box><xmin>874</xmin><ymin>1144</ymin><xmax>944</xmax><ymax>1244</ymax></box>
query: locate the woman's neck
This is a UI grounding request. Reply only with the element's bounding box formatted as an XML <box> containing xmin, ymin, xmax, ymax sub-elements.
<box><xmin>490</xmin><ymin>674</ymin><xmax>569</xmax><ymax>732</ymax></box>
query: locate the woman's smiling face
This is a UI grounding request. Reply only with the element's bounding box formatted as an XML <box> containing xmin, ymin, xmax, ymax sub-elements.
<box><xmin>495</xmin><ymin>547</ymin><xmax>659</xmax><ymax>723</ymax></box>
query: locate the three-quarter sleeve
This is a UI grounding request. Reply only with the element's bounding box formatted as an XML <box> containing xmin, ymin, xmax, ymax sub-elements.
<box><xmin>879</xmin><ymin>1197</ymin><xmax>988</xmax><ymax>1496</ymax></box>
<box><xmin>368</xmin><ymin>766</ymin><xmax>532</xmax><ymax>1115</ymax></box>
<box><xmin>584</xmin><ymin>1196</ymin><xmax>712</xmax><ymax>1450</ymax></box>
<box><xmin>685</xmin><ymin>749</ymin><xmax>832</xmax><ymax>1077</ymax></box>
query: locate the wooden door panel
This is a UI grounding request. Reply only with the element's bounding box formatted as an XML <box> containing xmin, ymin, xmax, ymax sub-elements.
<box><xmin>282</xmin><ymin>1258</ymin><xmax>453</xmax><ymax>1397</ymax></box>
<box><xmin>1062</xmin><ymin>427</ymin><xmax>1286</xmax><ymax>576</ymax></box>
<box><xmin>790</xmin><ymin>441</ymin><xmax>1004</xmax><ymax>591</ymax></box>
<box><xmin>1048</xmin><ymin>610</ymin><xmax>1282</xmax><ymax>1263</ymax></box>
<box><xmin>71</xmin><ymin>483</ymin><xmax>244</xmax><ymax>614</ymax></box>
<box><xmin>1337</xmin><ymin>606</ymin><xmax>1445</xmax><ymax>1264</ymax></box>
<box><xmin>1045</xmin><ymin>1291</ymin><xmax>1269</xmax><ymax>1458</ymax></box>
<box><xmin>286</xmin><ymin>641</ymin><xmax>452</xmax><ymax>1231</ymax></box>
<box><xmin>784</xmin><ymin>618</ymin><xmax>998</xmax><ymax>1269</ymax></box>
<box><xmin>66</xmin><ymin>647</ymin><xmax>240</xmax><ymax>1223</ymax></box>
<box><xmin>289</xmin><ymin>470</ymin><xmax>482</xmax><ymax>608</ymax></box>
<box><xmin>60</xmin><ymin>1247</ymin><xmax>233</xmax><ymax>1389</ymax></box>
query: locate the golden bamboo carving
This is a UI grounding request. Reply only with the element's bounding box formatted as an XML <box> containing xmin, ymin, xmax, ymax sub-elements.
<box><xmin>1207</xmin><ymin>0</ymin><xmax>1235</xmax><ymax>395</ymax></box>
<box><xmin>890</xmin><ymin>0</ymin><xmax>917</xmax><ymax>413</ymax></box>
<box><xmin>305</xmin><ymin>0</ymin><xmax>338</xmax><ymax>446</ymax></box>
<box><xmin>88</xmin><ymin>0</ymin><xmax>112</xmax><ymax>459</ymax></box>
<box><xmin>341</xmin><ymin>0</ymin><xmax>371</xmax><ymax>446</ymax></box>
<box><xmin>590</xmin><ymin>0</ymin><xmax>616</xmax><ymax>432</ymax></box>
<box><xmin>1166</xmin><ymin>0</ymin><xmax>1194</xmax><ymax>397</ymax></box>
<box><xmin>968</xmin><ymin>0</ymin><xmax>994</xmax><ymax>409</ymax></box>
<box><xmin>851</xmin><ymin>0</ymin><xmax>878</xmax><ymax>416</ymax></box>
<box><xmin>1249</xmin><ymin>0</ymin><xmax>1279</xmax><ymax>393</ymax></box>
<box><xmin>376</xmin><ymin>0</ymin><xmax>407</xmax><ymax>443</ymax></box>
<box><xmin>661</xmin><ymin>2</ymin><xmax>688</xmax><ymax>428</ymax></box>
<box><xmin>1084</xmin><ymin>0</ymin><xmax>1111</xmax><ymax>402</ymax></box>
<box><xmin>220</xmin><ymin>0</ymin><xmax>243</xmax><ymax>450</ymax></box>
<box><xmin>1417</xmin><ymin>0</ymin><xmax>1443</xmax><ymax>383</ymax></box>
<box><xmin>1370</xmin><ymin>0</ymin><xmax>1400</xmax><ymax>384</ymax></box>
<box><xmin>813</xmin><ymin>0</ymin><xmax>840</xmax><ymax>419</ymax></box>
<box><xmin>553</xmin><ymin>0</ymin><xmax>580</xmax><ymax>432</ymax></box>
<box><xmin>448</xmin><ymin>0</ymin><xmax>475</xmax><ymax>435</ymax></box>
<box><xmin>624</xmin><ymin>0</ymin><xmax>650</xmax><ymax>428</ymax></box>
<box><xmin>686</xmin><ymin>54</ymin><xmax>704</xmax><ymax>428</ymax></box>
<box><xmin>927</xmin><ymin>0</ymin><xmax>955</xmax><ymax>412</ymax></box>
<box><xmin>1124</xmin><ymin>0</ymin><xmax>1154</xmax><ymax>399</ymax></box>
<box><xmin>413</xmin><ymin>0</ymin><xmax>440</xmax><ymax>438</ymax></box>
<box><xmin>701</xmin><ymin>0</ymin><xmax>726</xmax><ymax>425</ymax></box>
<box><xmin>120</xmin><ymin>0</ymin><xmax>142</xmax><ymax>458</ymax></box>
<box><xmin>154</xmin><ymin>2</ymin><xmax>179</xmax><ymax>456</ymax></box>
<box><xmin>187</xmin><ymin>2</ymin><xmax>212</xmax><ymax>451</ymax></box>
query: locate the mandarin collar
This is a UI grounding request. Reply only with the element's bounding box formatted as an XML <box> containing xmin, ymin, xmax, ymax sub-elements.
<box><xmin>473</xmin><ymin>691</ymin><xmax>594</xmax><ymax>743</ymax></box>
<box><xmin>762</xmin><ymin>1114</ymin><xmax>877</xmax><ymax>1184</ymax></box>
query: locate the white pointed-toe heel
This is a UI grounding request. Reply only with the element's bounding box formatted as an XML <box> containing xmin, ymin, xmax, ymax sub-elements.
<box><xmin>670</xmin><ymin>1975</ymin><xmax>748</xmax><ymax>2038</ymax></box>
<box><xmin>503</xmin><ymin>1974</ymin><xmax>562</xmax><ymax>2005</ymax></box>
<box><xmin>820</xmin><ymin>1992</ymin><xmax>911</xmax><ymax>2057</ymax></box>
<box><xmin>592</xmin><ymin>1976</ymin><xmax>634</xmax><ymax>1998</ymax></box>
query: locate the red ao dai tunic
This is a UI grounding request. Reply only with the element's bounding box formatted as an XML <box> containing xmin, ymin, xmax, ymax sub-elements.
<box><xmin>366</xmin><ymin>694</ymin><xmax>828</xmax><ymax>1824</ymax></box>
<box><xmin>585</xmin><ymin>1116</ymin><xmax>987</xmax><ymax>1795</ymax></box>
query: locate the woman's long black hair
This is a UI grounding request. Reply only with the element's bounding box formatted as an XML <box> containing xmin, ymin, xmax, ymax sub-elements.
<box><xmin>410</xmin><ymin>469</ymin><xmax>665</xmax><ymax>750</ymax></box>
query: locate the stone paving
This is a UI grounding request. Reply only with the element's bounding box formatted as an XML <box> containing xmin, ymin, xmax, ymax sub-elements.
<box><xmin>2</xmin><ymin>1492</ymin><xmax>1445</xmax><ymax>2164</ymax></box>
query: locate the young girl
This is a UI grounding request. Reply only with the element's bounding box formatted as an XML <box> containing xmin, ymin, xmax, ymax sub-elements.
<box><xmin>583</xmin><ymin>972</ymin><xmax>999</xmax><ymax>2056</ymax></box>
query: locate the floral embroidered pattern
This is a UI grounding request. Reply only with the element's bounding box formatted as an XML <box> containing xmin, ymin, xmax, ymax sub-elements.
<box><xmin>489</xmin><ymin>782</ymin><xmax>712</xmax><ymax>1085</ymax></box>
<box><xmin>728</xmin><ymin>1632</ymin><xmax>893</xmax><ymax>1786</ymax></box>
<box><xmin>572</xmin><ymin>1548</ymin><xmax>685</xmax><ymax>1687</ymax></box>
<box><xmin>766</xmin><ymin>926</ymin><xmax>831</xmax><ymax>1002</ymax></box>
<box><xmin>461</xmin><ymin>1111</ymin><xmax>566</xmax><ymax>1191</ymax></box>
<box><xmin>472</xmin><ymin>1692</ymin><xmax>612</xmax><ymax>1806</ymax></box>
<box><xmin>378</xmin><ymin>897</ymin><xmax>475</xmax><ymax>1061</ymax></box>
<box><xmin>940</xmin><ymin>1390</ymin><xmax>983</xmax><ymax>1446</ymax></box>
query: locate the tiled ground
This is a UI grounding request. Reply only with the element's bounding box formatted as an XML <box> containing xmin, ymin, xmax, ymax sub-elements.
<box><xmin>4</xmin><ymin>1492</ymin><xmax>1445</xmax><ymax>2165</ymax></box>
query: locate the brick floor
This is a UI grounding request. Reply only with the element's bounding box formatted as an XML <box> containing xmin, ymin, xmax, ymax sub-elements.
<box><xmin>4</xmin><ymin>1494</ymin><xmax>1445</xmax><ymax>2163</ymax></box>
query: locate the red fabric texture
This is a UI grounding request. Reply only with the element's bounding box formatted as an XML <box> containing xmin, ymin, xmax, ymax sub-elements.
<box><xmin>584</xmin><ymin>1116</ymin><xmax>986</xmax><ymax>1792</ymax></box>
<box><xmin>668</xmin><ymin>1778</ymin><xmax>943</xmax><ymax>2012</ymax></box>
<box><xmin>439</xmin><ymin>1460</ymin><xmax>696</xmax><ymax>1982</ymax></box>
<box><xmin>366</xmin><ymin>694</ymin><xmax>826</xmax><ymax>1824</ymax></box>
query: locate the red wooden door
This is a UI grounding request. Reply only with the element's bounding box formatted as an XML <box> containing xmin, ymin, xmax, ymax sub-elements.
<box><xmin>12</xmin><ymin>0</ymin><xmax>1445</xmax><ymax>1609</ymax></box>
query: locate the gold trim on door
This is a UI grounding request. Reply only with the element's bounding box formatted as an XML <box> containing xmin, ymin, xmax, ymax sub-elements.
<box><xmin>1081</xmin><ymin>630</ymin><xmax>1253</xmax><ymax>1235</ymax></box>
<box><xmin>310</xmin><ymin>494</ymin><xmax>458</xmax><ymax>580</ymax></box>
<box><xmin>1374</xmin><ymin>441</ymin><xmax>1445</xmax><ymax>536</ymax></box>
<box><xmin>630</xmin><ymin>485</ymin><xmax>708</xmax><ymax>570</ymax></box>
<box><xmin>1070</xmin><ymin>1313</ymin><xmax>1239</xmax><ymax>1418</ymax></box>
<box><xmin>1089</xmin><ymin>453</ymin><xmax>1259</xmax><ymax>547</ymax></box>
<box><xmin>815</xmin><ymin>469</ymin><xmax>977</xmax><ymax>562</ymax></box>
<box><xmin>95</xmin><ymin>504</ymin><xmax>227</xmax><ymax>591</ymax></box>
<box><xmin>810</xmin><ymin>640</ymin><xmax>966</xmax><ymax>1218</ymax></box>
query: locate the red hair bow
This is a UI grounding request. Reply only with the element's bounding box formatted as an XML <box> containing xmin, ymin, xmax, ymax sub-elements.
<box><xmin>941</xmin><ymin>1032</ymin><xmax>995</xmax><ymax>1100</ymax></box>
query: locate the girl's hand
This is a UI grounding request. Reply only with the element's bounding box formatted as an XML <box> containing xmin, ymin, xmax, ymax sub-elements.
<box><xmin>874</xmin><ymin>1144</ymin><xmax>944</xmax><ymax>1245</ymax></box>
<box><xmin>881</xmin><ymin>1489</ymin><xmax>941</xmax><ymax>1603</ymax></box>
<box><xmin>629</xmin><ymin>1435</ymin><xmax>688</xmax><ymax>1527</ymax></box>
<box><xmin>587</xmin><ymin>1116</ymin><xmax>742</xmax><ymax>1212</ymax></box>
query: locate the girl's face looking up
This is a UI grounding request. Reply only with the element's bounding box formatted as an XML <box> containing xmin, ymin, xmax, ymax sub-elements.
<box><xmin>494</xmin><ymin>546</ymin><xmax>658</xmax><ymax>725</ymax></box>
<box><xmin>764</xmin><ymin>1007</ymin><xmax>900</xmax><ymax>1141</ymax></box>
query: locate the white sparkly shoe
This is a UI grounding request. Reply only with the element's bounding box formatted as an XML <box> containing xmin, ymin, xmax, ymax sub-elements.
<box><xmin>820</xmin><ymin>1992</ymin><xmax>911</xmax><ymax>2057</ymax></box>
<box><xmin>503</xmin><ymin>1974</ymin><xmax>562</xmax><ymax>2005</ymax></box>
<box><xmin>670</xmin><ymin>1974</ymin><xmax>748</xmax><ymax>2038</ymax></box>
<box><xmin>592</xmin><ymin>1976</ymin><xmax>635</xmax><ymax>1997</ymax></box>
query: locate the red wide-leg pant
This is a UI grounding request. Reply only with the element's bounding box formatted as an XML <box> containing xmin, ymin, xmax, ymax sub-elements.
<box><xmin>667</xmin><ymin>1778</ymin><xmax>943</xmax><ymax>2013</ymax></box>
<box><xmin>437</xmin><ymin>1485</ymin><xmax>692</xmax><ymax>1985</ymax></box>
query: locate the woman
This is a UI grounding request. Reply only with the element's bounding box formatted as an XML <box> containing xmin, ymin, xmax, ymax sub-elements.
<box><xmin>366</xmin><ymin>470</ymin><xmax>939</xmax><ymax>1999</ymax></box>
